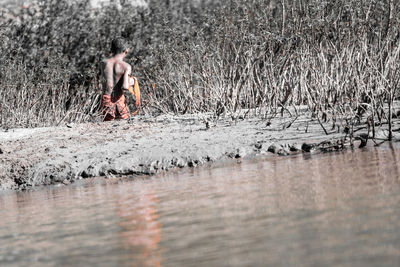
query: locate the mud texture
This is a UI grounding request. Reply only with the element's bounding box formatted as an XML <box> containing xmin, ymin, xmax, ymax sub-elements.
<box><xmin>1</xmin><ymin>111</ymin><xmax>399</xmax><ymax>190</ymax></box>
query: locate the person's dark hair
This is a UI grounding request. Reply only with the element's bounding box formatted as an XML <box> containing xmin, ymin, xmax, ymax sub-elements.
<box><xmin>111</xmin><ymin>38</ymin><xmax>129</xmax><ymax>55</ymax></box>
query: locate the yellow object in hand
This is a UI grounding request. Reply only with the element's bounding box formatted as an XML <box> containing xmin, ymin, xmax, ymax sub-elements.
<box><xmin>128</xmin><ymin>76</ymin><xmax>141</xmax><ymax>115</ymax></box>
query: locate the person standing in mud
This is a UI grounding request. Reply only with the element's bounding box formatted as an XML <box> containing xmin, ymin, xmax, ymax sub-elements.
<box><xmin>100</xmin><ymin>38</ymin><xmax>134</xmax><ymax>121</ymax></box>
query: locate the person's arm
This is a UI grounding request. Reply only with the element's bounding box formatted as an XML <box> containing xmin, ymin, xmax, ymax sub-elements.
<box><xmin>122</xmin><ymin>64</ymin><xmax>132</xmax><ymax>91</ymax></box>
<box><xmin>99</xmin><ymin>60</ymin><xmax>110</xmax><ymax>93</ymax></box>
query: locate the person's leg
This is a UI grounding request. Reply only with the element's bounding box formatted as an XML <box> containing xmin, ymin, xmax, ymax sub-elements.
<box><xmin>101</xmin><ymin>95</ymin><xmax>116</xmax><ymax>121</ymax></box>
<box><xmin>115</xmin><ymin>95</ymin><xmax>130</xmax><ymax>120</ymax></box>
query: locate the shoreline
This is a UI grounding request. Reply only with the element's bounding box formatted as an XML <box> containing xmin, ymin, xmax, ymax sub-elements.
<box><xmin>1</xmin><ymin>112</ymin><xmax>399</xmax><ymax>191</ymax></box>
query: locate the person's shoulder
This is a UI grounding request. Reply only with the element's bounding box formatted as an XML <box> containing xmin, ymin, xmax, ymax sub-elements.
<box><xmin>100</xmin><ymin>58</ymin><xmax>109</xmax><ymax>68</ymax></box>
<box><xmin>122</xmin><ymin>61</ymin><xmax>132</xmax><ymax>70</ymax></box>
<box><xmin>115</xmin><ymin>60</ymin><xmax>131</xmax><ymax>72</ymax></box>
<box><xmin>125</xmin><ymin>61</ymin><xmax>132</xmax><ymax>69</ymax></box>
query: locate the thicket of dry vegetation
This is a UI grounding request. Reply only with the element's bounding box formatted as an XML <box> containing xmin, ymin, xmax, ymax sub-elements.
<box><xmin>0</xmin><ymin>0</ymin><xmax>399</xmax><ymax>140</ymax></box>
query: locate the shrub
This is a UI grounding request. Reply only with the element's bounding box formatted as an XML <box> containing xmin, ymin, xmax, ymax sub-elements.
<box><xmin>0</xmin><ymin>0</ymin><xmax>399</xmax><ymax>141</ymax></box>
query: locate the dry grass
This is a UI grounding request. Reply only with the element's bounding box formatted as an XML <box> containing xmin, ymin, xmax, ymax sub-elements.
<box><xmin>0</xmin><ymin>0</ymin><xmax>399</xmax><ymax>141</ymax></box>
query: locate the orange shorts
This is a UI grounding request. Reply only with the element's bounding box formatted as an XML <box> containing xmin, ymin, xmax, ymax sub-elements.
<box><xmin>101</xmin><ymin>94</ymin><xmax>130</xmax><ymax>121</ymax></box>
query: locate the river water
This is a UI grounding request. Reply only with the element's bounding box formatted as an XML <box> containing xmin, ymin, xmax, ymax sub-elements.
<box><xmin>1</xmin><ymin>145</ymin><xmax>400</xmax><ymax>266</ymax></box>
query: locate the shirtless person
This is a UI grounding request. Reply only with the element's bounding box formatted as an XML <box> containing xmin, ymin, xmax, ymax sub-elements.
<box><xmin>100</xmin><ymin>38</ymin><xmax>134</xmax><ymax>121</ymax></box>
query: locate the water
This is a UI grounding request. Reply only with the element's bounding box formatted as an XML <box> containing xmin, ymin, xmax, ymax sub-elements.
<box><xmin>1</xmin><ymin>145</ymin><xmax>400</xmax><ymax>266</ymax></box>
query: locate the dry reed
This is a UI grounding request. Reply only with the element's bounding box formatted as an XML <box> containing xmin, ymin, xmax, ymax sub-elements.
<box><xmin>0</xmin><ymin>0</ymin><xmax>399</xmax><ymax>142</ymax></box>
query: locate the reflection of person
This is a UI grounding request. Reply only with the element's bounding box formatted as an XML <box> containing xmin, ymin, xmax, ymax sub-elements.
<box><xmin>116</xmin><ymin>190</ymin><xmax>162</xmax><ymax>267</ymax></box>
<box><xmin>100</xmin><ymin>38</ymin><xmax>134</xmax><ymax>121</ymax></box>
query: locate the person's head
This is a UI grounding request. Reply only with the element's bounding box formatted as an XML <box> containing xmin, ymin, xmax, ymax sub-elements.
<box><xmin>111</xmin><ymin>37</ymin><xmax>130</xmax><ymax>56</ymax></box>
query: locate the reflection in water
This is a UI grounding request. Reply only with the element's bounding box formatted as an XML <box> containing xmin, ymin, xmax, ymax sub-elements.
<box><xmin>116</xmin><ymin>190</ymin><xmax>162</xmax><ymax>267</ymax></box>
<box><xmin>0</xmin><ymin>144</ymin><xmax>400</xmax><ymax>266</ymax></box>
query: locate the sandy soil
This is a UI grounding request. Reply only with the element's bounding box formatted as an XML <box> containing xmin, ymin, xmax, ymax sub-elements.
<box><xmin>1</xmin><ymin>111</ymin><xmax>399</xmax><ymax>190</ymax></box>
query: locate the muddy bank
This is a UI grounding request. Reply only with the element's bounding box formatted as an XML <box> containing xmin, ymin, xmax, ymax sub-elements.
<box><xmin>1</xmin><ymin>111</ymin><xmax>399</xmax><ymax>190</ymax></box>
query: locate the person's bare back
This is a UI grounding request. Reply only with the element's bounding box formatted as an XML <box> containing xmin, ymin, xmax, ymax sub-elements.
<box><xmin>100</xmin><ymin>38</ymin><xmax>133</xmax><ymax>121</ymax></box>
<box><xmin>102</xmin><ymin>49</ymin><xmax>131</xmax><ymax>96</ymax></box>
